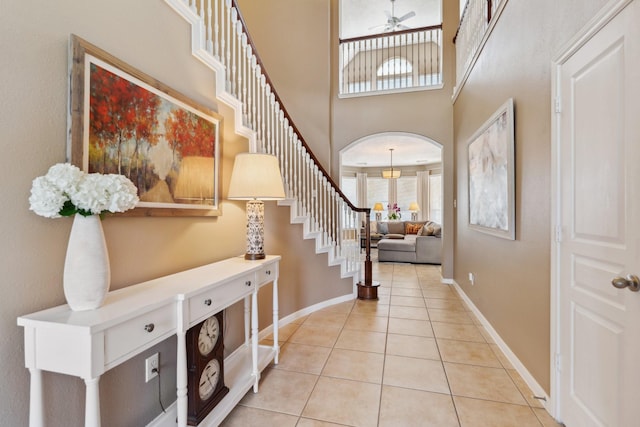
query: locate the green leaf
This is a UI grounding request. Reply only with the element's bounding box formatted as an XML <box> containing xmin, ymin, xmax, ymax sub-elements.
<box><xmin>59</xmin><ymin>200</ymin><xmax>78</xmax><ymax>217</ymax></box>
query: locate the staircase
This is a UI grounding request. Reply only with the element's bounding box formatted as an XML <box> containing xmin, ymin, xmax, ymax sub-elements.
<box><xmin>164</xmin><ymin>0</ymin><xmax>369</xmax><ymax>282</ymax></box>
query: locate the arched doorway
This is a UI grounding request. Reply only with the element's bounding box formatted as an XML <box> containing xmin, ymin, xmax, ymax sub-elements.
<box><xmin>339</xmin><ymin>132</ymin><xmax>442</xmax><ymax>223</ymax></box>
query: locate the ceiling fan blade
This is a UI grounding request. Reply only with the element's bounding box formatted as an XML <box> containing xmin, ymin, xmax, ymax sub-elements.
<box><xmin>396</xmin><ymin>24</ymin><xmax>411</xmax><ymax>30</ymax></box>
<box><xmin>398</xmin><ymin>11</ymin><xmax>416</xmax><ymax>22</ymax></box>
<box><xmin>369</xmin><ymin>23</ymin><xmax>387</xmax><ymax>31</ymax></box>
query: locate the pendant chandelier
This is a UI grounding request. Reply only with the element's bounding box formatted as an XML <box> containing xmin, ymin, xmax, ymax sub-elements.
<box><xmin>382</xmin><ymin>148</ymin><xmax>401</xmax><ymax>179</ymax></box>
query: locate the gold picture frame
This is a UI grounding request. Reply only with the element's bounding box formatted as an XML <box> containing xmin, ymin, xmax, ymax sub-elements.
<box><xmin>68</xmin><ymin>35</ymin><xmax>222</xmax><ymax>217</ymax></box>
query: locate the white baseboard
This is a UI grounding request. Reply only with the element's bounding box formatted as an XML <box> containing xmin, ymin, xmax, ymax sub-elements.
<box><xmin>257</xmin><ymin>292</ymin><xmax>354</xmax><ymax>341</ymax></box>
<box><xmin>450</xmin><ymin>280</ymin><xmax>550</xmax><ymax>407</ymax></box>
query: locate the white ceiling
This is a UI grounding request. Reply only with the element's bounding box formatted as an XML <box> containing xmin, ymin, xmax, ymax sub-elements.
<box><xmin>340</xmin><ymin>0</ymin><xmax>442</xmax><ymax>39</ymax></box>
<box><xmin>341</xmin><ymin>134</ymin><xmax>442</xmax><ymax>167</ymax></box>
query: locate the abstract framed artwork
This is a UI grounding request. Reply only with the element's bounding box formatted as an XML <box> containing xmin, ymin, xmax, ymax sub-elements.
<box><xmin>467</xmin><ymin>98</ymin><xmax>515</xmax><ymax>240</ymax></box>
<box><xmin>68</xmin><ymin>35</ymin><xmax>222</xmax><ymax>217</ymax></box>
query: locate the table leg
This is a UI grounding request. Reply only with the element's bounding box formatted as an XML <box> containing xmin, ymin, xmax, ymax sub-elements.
<box><xmin>28</xmin><ymin>368</ymin><xmax>43</xmax><ymax>427</ymax></box>
<box><xmin>244</xmin><ymin>296</ymin><xmax>251</xmax><ymax>346</ymax></box>
<box><xmin>273</xmin><ymin>277</ymin><xmax>280</xmax><ymax>364</ymax></box>
<box><xmin>176</xmin><ymin>329</ymin><xmax>188</xmax><ymax>427</ymax></box>
<box><xmin>84</xmin><ymin>377</ymin><xmax>101</xmax><ymax>427</ymax></box>
<box><xmin>251</xmin><ymin>290</ymin><xmax>259</xmax><ymax>393</ymax></box>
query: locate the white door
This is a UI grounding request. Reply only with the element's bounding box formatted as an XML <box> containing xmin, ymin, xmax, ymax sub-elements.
<box><xmin>557</xmin><ymin>1</ymin><xmax>640</xmax><ymax>426</ymax></box>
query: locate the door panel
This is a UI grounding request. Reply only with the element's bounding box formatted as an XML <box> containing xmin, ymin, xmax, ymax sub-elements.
<box><xmin>558</xmin><ymin>1</ymin><xmax>640</xmax><ymax>426</ymax></box>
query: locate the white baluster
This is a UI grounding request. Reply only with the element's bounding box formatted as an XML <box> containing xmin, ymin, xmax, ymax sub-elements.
<box><xmin>268</xmin><ymin>91</ymin><xmax>274</xmax><ymax>154</ymax></box>
<box><xmin>206</xmin><ymin>0</ymin><xmax>213</xmax><ymax>55</ymax></box>
<box><xmin>241</xmin><ymin>33</ymin><xmax>247</xmax><ymax>122</ymax></box>
<box><xmin>230</xmin><ymin>7</ymin><xmax>237</xmax><ymax>94</ymax></box>
<box><xmin>259</xmin><ymin>74</ymin><xmax>266</xmax><ymax>152</ymax></box>
<box><xmin>221</xmin><ymin>1</ymin><xmax>228</xmax><ymax>82</ymax></box>
<box><xmin>281</xmin><ymin>118</ymin><xmax>288</xmax><ymax>192</ymax></box>
<box><xmin>252</xmin><ymin>59</ymin><xmax>258</xmax><ymax>133</ymax></box>
<box><xmin>293</xmin><ymin>137</ymin><xmax>298</xmax><ymax>206</ymax></box>
<box><xmin>213</xmin><ymin>0</ymin><xmax>219</xmax><ymax>59</ymax></box>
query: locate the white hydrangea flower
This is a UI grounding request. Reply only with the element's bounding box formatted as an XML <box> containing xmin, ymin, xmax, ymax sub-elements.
<box><xmin>104</xmin><ymin>174</ymin><xmax>139</xmax><ymax>212</ymax></box>
<box><xmin>29</xmin><ymin>163</ymin><xmax>139</xmax><ymax>218</ymax></box>
<box><xmin>28</xmin><ymin>176</ymin><xmax>66</xmax><ymax>218</ymax></box>
<box><xmin>71</xmin><ymin>174</ymin><xmax>110</xmax><ymax>214</ymax></box>
<box><xmin>45</xmin><ymin>163</ymin><xmax>83</xmax><ymax>193</ymax></box>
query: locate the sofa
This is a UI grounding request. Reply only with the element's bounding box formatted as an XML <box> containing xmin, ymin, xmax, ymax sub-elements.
<box><xmin>373</xmin><ymin>220</ymin><xmax>442</xmax><ymax>264</ymax></box>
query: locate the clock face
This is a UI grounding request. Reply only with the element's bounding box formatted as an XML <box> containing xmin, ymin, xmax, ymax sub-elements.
<box><xmin>197</xmin><ymin>316</ymin><xmax>220</xmax><ymax>356</ymax></box>
<box><xmin>198</xmin><ymin>359</ymin><xmax>220</xmax><ymax>401</ymax></box>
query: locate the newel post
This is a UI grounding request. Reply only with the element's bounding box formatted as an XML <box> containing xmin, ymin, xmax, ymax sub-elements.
<box><xmin>357</xmin><ymin>210</ymin><xmax>379</xmax><ymax>300</ymax></box>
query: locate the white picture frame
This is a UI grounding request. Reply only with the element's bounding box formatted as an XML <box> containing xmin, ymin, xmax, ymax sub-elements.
<box><xmin>467</xmin><ymin>98</ymin><xmax>515</xmax><ymax>240</ymax></box>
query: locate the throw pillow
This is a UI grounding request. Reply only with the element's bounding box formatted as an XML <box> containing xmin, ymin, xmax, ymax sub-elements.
<box><xmin>384</xmin><ymin>233</ymin><xmax>405</xmax><ymax>239</ymax></box>
<box><xmin>424</xmin><ymin>224</ymin><xmax>436</xmax><ymax>235</ymax></box>
<box><xmin>405</xmin><ymin>222</ymin><xmax>422</xmax><ymax>235</ymax></box>
<box><xmin>387</xmin><ymin>221</ymin><xmax>405</xmax><ymax>234</ymax></box>
<box><xmin>378</xmin><ymin>222</ymin><xmax>389</xmax><ymax>235</ymax></box>
<box><xmin>370</xmin><ymin>221</ymin><xmax>378</xmax><ymax>234</ymax></box>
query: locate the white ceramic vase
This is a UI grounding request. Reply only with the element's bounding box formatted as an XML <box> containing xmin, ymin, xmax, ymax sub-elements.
<box><xmin>63</xmin><ymin>214</ymin><xmax>111</xmax><ymax>311</ymax></box>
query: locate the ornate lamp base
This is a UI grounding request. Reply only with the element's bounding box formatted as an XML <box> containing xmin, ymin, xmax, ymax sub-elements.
<box><xmin>244</xmin><ymin>200</ymin><xmax>266</xmax><ymax>260</ymax></box>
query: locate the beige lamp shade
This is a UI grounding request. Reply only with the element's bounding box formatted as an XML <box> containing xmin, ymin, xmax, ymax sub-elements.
<box><xmin>228</xmin><ymin>153</ymin><xmax>285</xmax><ymax>200</ymax></box>
<box><xmin>373</xmin><ymin>203</ymin><xmax>384</xmax><ymax>211</ymax></box>
<box><xmin>408</xmin><ymin>202</ymin><xmax>420</xmax><ymax>212</ymax></box>
<box><xmin>382</xmin><ymin>148</ymin><xmax>401</xmax><ymax>179</ymax></box>
<box><xmin>381</xmin><ymin>169</ymin><xmax>401</xmax><ymax>179</ymax></box>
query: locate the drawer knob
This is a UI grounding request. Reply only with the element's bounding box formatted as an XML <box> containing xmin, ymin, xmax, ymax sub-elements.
<box><xmin>144</xmin><ymin>323</ymin><xmax>155</xmax><ymax>333</ymax></box>
<box><xmin>204</xmin><ymin>299</ymin><xmax>212</xmax><ymax>306</ymax></box>
<box><xmin>245</xmin><ymin>280</ymin><xmax>252</xmax><ymax>287</ymax></box>
<box><xmin>266</xmin><ymin>270</ymin><xmax>271</xmax><ymax>275</ymax></box>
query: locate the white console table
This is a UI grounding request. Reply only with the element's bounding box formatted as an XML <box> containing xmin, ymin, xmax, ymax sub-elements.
<box><xmin>17</xmin><ymin>255</ymin><xmax>281</xmax><ymax>427</ymax></box>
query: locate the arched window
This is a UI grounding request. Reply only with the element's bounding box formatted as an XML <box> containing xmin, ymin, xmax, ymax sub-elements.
<box><xmin>376</xmin><ymin>57</ymin><xmax>413</xmax><ymax>90</ymax></box>
<box><xmin>377</xmin><ymin>57</ymin><xmax>413</xmax><ymax>76</ymax></box>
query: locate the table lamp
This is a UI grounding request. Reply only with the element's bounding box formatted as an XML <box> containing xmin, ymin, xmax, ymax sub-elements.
<box><xmin>228</xmin><ymin>153</ymin><xmax>285</xmax><ymax>260</ymax></box>
<box><xmin>408</xmin><ymin>202</ymin><xmax>420</xmax><ymax>221</ymax></box>
<box><xmin>373</xmin><ymin>203</ymin><xmax>384</xmax><ymax>221</ymax></box>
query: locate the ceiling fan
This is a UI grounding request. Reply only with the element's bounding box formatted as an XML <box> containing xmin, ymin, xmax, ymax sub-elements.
<box><xmin>369</xmin><ymin>0</ymin><xmax>416</xmax><ymax>33</ymax></box>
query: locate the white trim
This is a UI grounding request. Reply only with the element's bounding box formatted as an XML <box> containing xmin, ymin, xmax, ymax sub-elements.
<box><xmin>549</xmin><ymin>0</ymin><xmax>634</xmax><ymax>421</ymax></box>
<box><xmin>257</xmin><ymin>293</ymin><xmax>355</xmax><ymax>341</ymax></box>
<box><xmin>451</xmin><ymin>280</ymin><xmax>550</xmax><ymax>408</ymax></box>
<box><xmin>338</xmin><ymin>83</ymin><xmax>445</xmax><ymax>99</ymax></box>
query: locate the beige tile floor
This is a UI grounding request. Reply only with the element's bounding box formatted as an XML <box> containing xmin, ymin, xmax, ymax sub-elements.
<box><xmin>221</xmin><ymin>261</ymin><xmax>563</xmax><ymax>427</ymax></box>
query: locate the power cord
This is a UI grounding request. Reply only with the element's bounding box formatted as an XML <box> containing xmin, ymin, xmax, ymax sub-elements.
<box><xmin>153</xmin><ymin>366</ymin><xmax>167</xmax><ymax>413</ymax></box>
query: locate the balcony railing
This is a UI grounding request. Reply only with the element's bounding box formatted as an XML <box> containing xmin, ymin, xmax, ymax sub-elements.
<box><xmin>453</xmin><ymin>0</ymin><xmax>508</xmax><ymax>99</ymax></box>
<box><xmin>339</xmin><ymin>25</ymin><xmax>443</xmax><ymax>97</ymax></box>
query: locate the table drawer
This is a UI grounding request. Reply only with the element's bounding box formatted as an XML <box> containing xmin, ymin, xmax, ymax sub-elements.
<box><xmin>189</xmin><ymin>275</ymin><xmax>255</xmax><ymax>324</ymax></box>
<box><xmin>257</xmin><ymin>264</ymin><xmax>277</xmax><ymax>286</ymax></box>
<box><xmin>104</xmin><ymin>304</ymin><xmax>176</xmax><ymax>366</ymax></box>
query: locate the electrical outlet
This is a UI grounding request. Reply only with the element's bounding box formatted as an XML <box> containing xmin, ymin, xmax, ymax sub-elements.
<box><xmin>145</xmin><ymin>353</ymin><xmax>159</xmax><ymax>382</ymax></box>
<box><xmin>468</xmin><ymin>272</ymin><xmax>475</xmax><ymax>285</ymax></box>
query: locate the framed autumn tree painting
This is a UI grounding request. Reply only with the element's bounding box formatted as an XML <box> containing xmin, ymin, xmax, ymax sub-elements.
<box><xmin>68</xmin><ymin>35</ymin><xmax>222</xmax><ymax>216</ymax></box>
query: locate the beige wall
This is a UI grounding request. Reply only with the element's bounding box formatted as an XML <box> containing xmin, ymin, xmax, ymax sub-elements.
<box><xmin>0</xmin><ymin>1</ymin><xmax>351</xmax><ymax>425</ymax></box>
<box><xmin>453</xmin><ymin>0</ymin><xmax>608</xmax><ymax>393</ymax></box>
<box><xmin>236</xmin><ymin>0</ymin><xmax>332</xmax><ymax>170</ymax></box>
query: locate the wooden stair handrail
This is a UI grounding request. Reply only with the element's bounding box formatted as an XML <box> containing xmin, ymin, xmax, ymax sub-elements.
<box><xmin>232</xmin><ymin>0</ymin><xmax>368</xmax><ymax>215</ymax></box>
